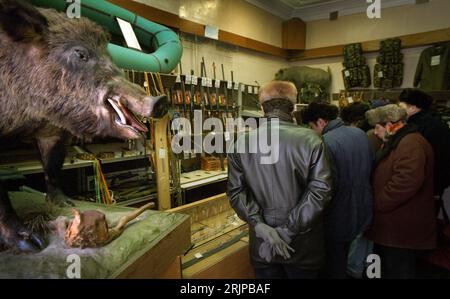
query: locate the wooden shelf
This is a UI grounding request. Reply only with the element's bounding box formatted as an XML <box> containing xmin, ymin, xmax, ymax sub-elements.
<box><xmin>180</xmin><ymin>170</ymin><xmax>228</xmax><ymax>190</ymax></box>
<box><xmin>332</xmin><ymin>89</ymin><xmax>450</xmax><ymax>101</ymax></box>
<box><xmin>0</xmin><ymin>151</ymin><xmax>150</xmax><ymax>175</ymax></box>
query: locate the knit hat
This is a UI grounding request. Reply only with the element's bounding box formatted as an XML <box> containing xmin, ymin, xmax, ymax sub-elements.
<box><xmin>365</xmin><ymin>104</ymin><xmax>407</xmax><ymax>126</ymax></box>
<box><xmin>340</xmin><ymin>102</ymin><xmax>370</xmax><ymax>124</ymax></box>
<box><xmin>300</xmin><ymin>102</ymin><xmax>339</xmax><ymax>123</ymax></box>
<box><xmin>398</xmin><ymin>88</ymin><xmax>433</xmax><ymax>110</ymax></box>
<box><xmin>259</xmin><ymin>81</ymin><xmax>298</xmax><ymax>104</ymax></box>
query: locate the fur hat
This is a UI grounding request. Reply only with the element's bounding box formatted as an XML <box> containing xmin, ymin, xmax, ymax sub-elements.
<box><xmin>365</xmin><ymin>104</ymin><xmax>407</xmax><ymax>126</ymax></box>
<box><xmin>399</xmin><ymin>88</ymin><xmax>433</xmax><ymax>110</ymax></box>
<box><xmin>259</xmin><ymin>81</ymin><xmax>298</xmax><ymax>104</ymax></box>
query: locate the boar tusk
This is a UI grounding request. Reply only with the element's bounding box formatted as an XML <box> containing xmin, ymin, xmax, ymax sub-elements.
<box><xmin>107</xmin><ymin>98</ymin><xmax>126</xmax><ymax>125</ymax></box>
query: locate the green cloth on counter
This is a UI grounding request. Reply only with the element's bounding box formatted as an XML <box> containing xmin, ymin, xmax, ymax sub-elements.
<box><xmin>414</xmin><ymin>43</ymin><xmax>450</xmax><ymax>91</ymax></box>
<box><xmin>0</xmin><ymin>192</ymin><xmax>188</xmax><ymax>279</ymax></box>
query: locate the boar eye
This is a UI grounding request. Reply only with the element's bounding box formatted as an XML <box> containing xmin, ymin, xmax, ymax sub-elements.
<box><xmin>72</xmin><ymin>47</ymin><xmax>89</xmax><ymax>62</ymax></box>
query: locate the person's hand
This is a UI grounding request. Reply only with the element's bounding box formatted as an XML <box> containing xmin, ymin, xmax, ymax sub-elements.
<box><xmin>275</xmin><ymin>227</ymin><xmax>292</xmax><ymax>244</ymax></box>
<box><xmin>258</xmin><ymin>242</ymin><xmax>275</xmax><ymax>263</ymax></box>
<box><xmin>255</xmin><ymin>223</ymin><xmax>295</xmax><ymax>260</ymax></box>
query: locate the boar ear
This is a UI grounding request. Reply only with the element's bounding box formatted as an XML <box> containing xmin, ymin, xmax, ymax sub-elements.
<box><xmin>0</xmin><ymin>0</ymin><xmax>48</xmax><ymax>41</ymax></box>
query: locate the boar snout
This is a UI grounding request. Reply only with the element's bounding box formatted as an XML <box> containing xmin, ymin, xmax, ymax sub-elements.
<box><xmin>149</xmin><ymin>95</ymin><xmax>168</xmax><ymax>119</ymax></box>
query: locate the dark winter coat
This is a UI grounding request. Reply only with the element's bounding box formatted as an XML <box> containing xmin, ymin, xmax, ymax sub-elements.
<box><xmin>408</xmin><ymin>110</ymin><xmax>450</xmax><ymax>196</ymax></box>
<box><xmin>367</xmin><ymin>125</ymin><xmax>437</xmax><ymax>250</ymax></box>
<box><xmin>322</xmin><ymin>118</ymin><xmax>374</xmax><ymax>242</ymax></box>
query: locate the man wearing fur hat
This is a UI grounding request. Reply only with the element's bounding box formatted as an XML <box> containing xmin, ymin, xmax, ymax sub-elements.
<box><xmin>398</xmin><ymin>88</ymin><xmax>450</xmax><ymax>198</ymax></box>
<box><xmin>227</xmin><ymin>81</ymin><xmax>332</xmax><ymax>279</ymax></box>
<box><xmin>365</xmin><ymin>104</ymin><xmax>437</xmax><ymax>279</ymax></box>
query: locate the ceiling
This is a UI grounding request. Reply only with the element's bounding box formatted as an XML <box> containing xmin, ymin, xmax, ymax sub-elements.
<box><xmin>246</xmin><ymin>0</ymin><xmax>417</xmax><ymax>21</ymax></box>
<box><xmin>279</xmin><ymin>0</ymin><xmax>340</xmax><ymax>9</ymax></box>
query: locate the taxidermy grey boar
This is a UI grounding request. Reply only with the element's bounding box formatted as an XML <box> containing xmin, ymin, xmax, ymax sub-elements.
<box><xmin>0</xmin><ymin>0</ymin><xmax>167</xmax><ymax>252</ymax></box>
<box><xmin>275</xmin><ymin>66</ymin><xmax>331</xmax><ymax>92</ymax></box>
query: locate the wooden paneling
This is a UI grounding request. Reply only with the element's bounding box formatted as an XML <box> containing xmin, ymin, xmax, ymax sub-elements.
<box><xmin>292</xmin><ymin>44</ymin><xmax>345</xmax><ymax>60</ymax></box>
<box><xmin>290</xmin><ymin>27</ymin><xmax>450</xmax><ymax>61</ymax></box>
<box><xmin>401</xmin><ymin>28</ymin><xmax>450</xmax><ymax>48</ymax></box>
<box><xmin>183</xmin><ymin>241</ymin><xmax>254</xmax><ymax>279</ymax></box>
<box><xmin>108</xmin><ymin>0</ymin><xmax>179</xmax><ymax>29</ymax></box>
<box><xmin>159</xmin><ymin>256</ymin><xmax>183</xmax><ymax>279</ymax></box>
<box><xmin>180</xmin><ymin>18</ymin><xmax>205</xmax><ymax>37</ymax></box>
<box><xmin>282</xmin><ymin>18</ymin><xmax>306</xmax><ymax>50</ymax></box>
<box><xmin>168</xmin><ymin>193</ymin><xmax>230</xmax><ymax>224</ymax></box>
<box><xmin>219</xmin><ymin>30</ymin><xmax>288</xmax><ymax>58</ymax></box>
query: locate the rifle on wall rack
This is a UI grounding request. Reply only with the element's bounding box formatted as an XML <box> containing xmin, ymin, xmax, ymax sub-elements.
<box><xmin>200</xmin><ymin>60</ymin><xmax>210</xmax><ymax>118</ymax></box>
<box><xmin>212</xmin><ymin>62</ymin><xmax>222</xmax><ymax>121</ymax></box>
<box><xmin>221</xmin><ymin>64</ymin><xmax>230</xmax><ymax>120</ymax></box>
<box><xmin>231</xmin><ymin>70</ymin><xmax>237</xmax><ymax>118</ymax></box>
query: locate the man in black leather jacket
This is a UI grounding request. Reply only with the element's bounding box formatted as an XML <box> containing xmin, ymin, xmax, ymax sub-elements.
<box><xmin>227</xmin><ymin>81</ymin><xmax>333</xmax><ymax>279</ymax></box>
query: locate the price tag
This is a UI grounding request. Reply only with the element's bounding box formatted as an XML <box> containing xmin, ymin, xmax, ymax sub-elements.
<box><xmin>201</xmin><ymin>77</ymin><xmax>207</xmax><ymax>86</ymax></box>
<box><xmin>234</xmin><ymin>83</ymin><xmax>239</xmax><ymax>90</ymax></box>
<box><xmin>159</xmin><ymin>148</ymin><xmax>166</xmax><ymax>159</ymax></box>
<box><xmin>208</xmin><ymin>78</ymin><xmax>213</xmax><ymax>87</ymax></box>
<box><xmin>175</xmin><ymin>74</ymin><xmax>181</xmax><ymax>83</ymax></box>
<box><xmin>194</xmin><ymin>253</ymin><xmax>204</xmax><ymax>259</ymax></box>
<box><xmin>431</xmin><ymin>55</ymin><xmax>441</xmax><ymax>66</ymax></box>
<box><xmin>241</xmin><ymin>84</ymin><xmax>246</xmax><ymax>92</ymax></box>
<box><xmin>185</xmin><ymin>75</ymin><xmax>192</xmax><ymax>84</ymax></box>
<box><xmin>227</xmin><ymin>81</ymin><xmax>233</xmax><ymax>89</ymax></box>
<box><xmin>191</xmin><ymin>75</ymin><xmax>198</xmax><ymax>85</ymax></box>
<box><xmin>215</xmin><ymin>80</ymin><xmax>221</xmax><ymax>89</ymax></box>
<box><xmin>378</xmin><ymin>71</ymin><xmax>383</xmax><ymax>78</ymax></box>
<box><xmin>254</xmin><ymin>87</ymin><xmax>259</xmax><ymax>94</ymax></box>
<box><xmin>248</xmin><ymin>85</ymin><xmax>252</xmax><ymax>93</ymax></box>
<box><xmin>183</xmin><ymin>152</ymin><xmax>190</xmax><ymax>160</ymax></box>
<box><xmin>344</xmin><ymin>70</ymin><xmax>350</xmax><ymax>77</ymax></box>
<box><xmin>347</xmin><ymin>97</ymin><xmax>354</xmax><ymax>103</ymax></box>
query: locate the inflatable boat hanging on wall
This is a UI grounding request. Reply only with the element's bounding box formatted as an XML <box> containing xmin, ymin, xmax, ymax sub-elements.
<box><xmin>31</xmin><ymin>0</ymin><xmax>183</xmax><ymax>73</ymax></box>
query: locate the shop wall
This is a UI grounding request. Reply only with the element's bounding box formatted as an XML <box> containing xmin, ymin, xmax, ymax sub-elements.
<box><xmin>133</xmin><ymin>0</ymin><xmax>283</xmax><ymax>47</ymax></box>
<box><xmin>295</xmin><ymin>0</ymin><xmax>450</xmax><ymax>97</ymax></box>
<box><xmin>131</xmin><ymin>0</ymin><xmax>447</xmax><ymax>95</ymax></box>
<box><xmin>179</xmin><ymin>34</ymin><xmax>289</xmax><ymax>86</ymax></box>
<box><xmin>306</xmin><ymin>0</ymin><xmax>450</xmax><ymax>49</ymax></box>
